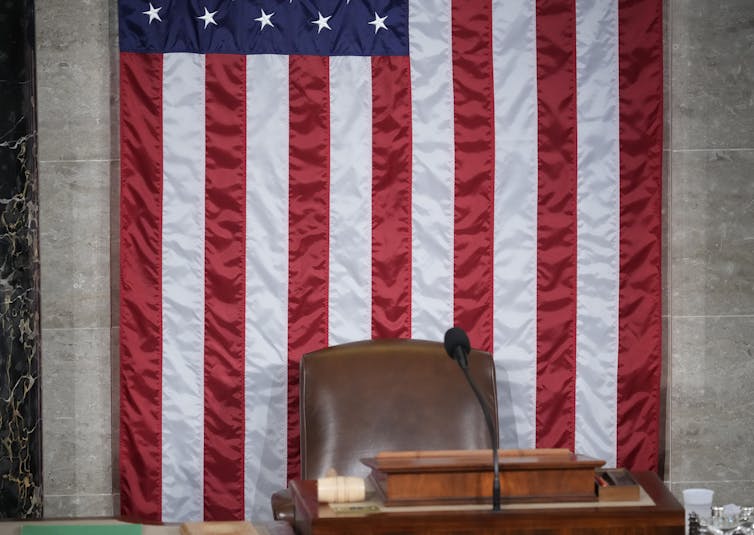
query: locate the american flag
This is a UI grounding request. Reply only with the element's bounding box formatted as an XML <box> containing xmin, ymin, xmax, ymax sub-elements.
<box><xmin>118</xmin><ymin>0</ymin><xmax>663</xmax><ymax>522</ymax></box>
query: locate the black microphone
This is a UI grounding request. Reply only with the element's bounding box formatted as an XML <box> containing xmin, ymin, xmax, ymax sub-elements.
<box><xmin>443</xmin><ymin>327</ymin><xmax>501</xmax><ymax>511</ymax></box>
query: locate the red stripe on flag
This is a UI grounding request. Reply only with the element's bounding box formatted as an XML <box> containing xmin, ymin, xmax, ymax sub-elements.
<box><xmin>119</xmin><ymin>51</ymin><xmax>163</xmax><ymax>521</ymax></box>
<box><xmin>287</xmin><ymin>55</ymin><xmax>330</xmax><ymax>480</ymax></box>
<box><xmin>203</xmin><ymin>54</ymin><xmax>247</xmax><ymax>519</ymax></box>
<box><xmin>371</xmin><ymin>56</ymin><xmax>412</xmax><ymax>339</ymax></box>
<box><xmin>616</xmin><ymin>0</ymin><xmax>663</xmax><ymax>471</ymax></box>
<box><xmin>451</xmin><ymin>0</ymin><xmax>495</xmax><ymax>352</ymax></box>
<box><xmin>535</xmin><ymin>0</ymin><xmax>578</xmax><ymax>450</ymax></box>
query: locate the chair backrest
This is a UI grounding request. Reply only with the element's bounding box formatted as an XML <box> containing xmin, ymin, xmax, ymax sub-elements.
<box><xmin>299</xmin><ymin>338</ymin><xmax>498</xmax><ymax>479</ymax></box>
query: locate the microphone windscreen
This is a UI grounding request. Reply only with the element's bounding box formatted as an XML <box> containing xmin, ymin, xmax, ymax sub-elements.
<box><xmin>444</xmin><ymin>327</ymin><xmax>471</xmax><ymax>359</ymax></box>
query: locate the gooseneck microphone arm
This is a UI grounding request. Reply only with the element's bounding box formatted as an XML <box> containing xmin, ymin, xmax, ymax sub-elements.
<box><xmin>444</xmin><ymin>327</ymin><xmax>501</xmax><ymax>511</ymax></box>
<box><xmin>458</xmin><ymin>363</ymin><xmax>501</xmax><ymax>511</ymax></box>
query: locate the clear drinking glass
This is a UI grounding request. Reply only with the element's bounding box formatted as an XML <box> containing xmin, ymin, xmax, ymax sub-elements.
<box><xmin>737</xmin><ymin>506</ymin><xmax>754</xmax><ymax>535</ymax></box>
<box><xmin>707</xmin><ymin>506</ymin><xmax>745</xmax><ymax>534</ymax></box>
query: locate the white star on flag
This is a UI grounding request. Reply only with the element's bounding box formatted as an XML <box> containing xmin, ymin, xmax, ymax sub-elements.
<box><xmin>254</xmin><ymin>9</ymin><xmax>274</xmax><ymax>30</ymax></box>
<box><xmin>197</xmin><ymin>7</ymin><xmax>218</xmax><ymax>29</ymax></box>
<box><xmin>311</xmin><ymin>11</ymin><xmax>332</xmax><ymax>34</ymax></box>
<box><xmin>142</xmin><ymin>3</ymin><xmax>162</xmax><ymax>24</ymax></box>
<box><xmin>368</xmin><ymin>12</ymin><xmax>388</xmax><ymax>34</ymax></box>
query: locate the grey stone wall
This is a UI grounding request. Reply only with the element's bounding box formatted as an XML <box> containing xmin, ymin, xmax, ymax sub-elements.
<box><xmin>32</xmin><ymin>0</ymin><xmax>754</xmax><ymax>517</ymax></box>
<box><xmin>665</xmin><ymin>0</ymin><xmax>754</xmax><ymax>504</ymax></box>
<box><xmin>36</xmin><ymin>0</ymin><xmax>119</xmax><ymax>516</ymax></box>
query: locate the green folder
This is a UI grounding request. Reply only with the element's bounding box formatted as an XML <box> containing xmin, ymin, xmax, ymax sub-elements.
<box><xmin>21</xmin><ymin>525</ymin><xmax>142</xmax><ymax>535</ymax></box>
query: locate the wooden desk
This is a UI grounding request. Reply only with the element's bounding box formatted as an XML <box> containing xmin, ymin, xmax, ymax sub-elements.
<box><xmin>290</xmin><ymin>471</ymin><xmax>684</xmax><ymax>535</ymax></box>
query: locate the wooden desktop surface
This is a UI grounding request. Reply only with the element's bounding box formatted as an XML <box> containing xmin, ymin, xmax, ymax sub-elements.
<box><xmin>290</xmin><ymin>471</ymin><xmax>684</xmax><ymax>535</ymax></box>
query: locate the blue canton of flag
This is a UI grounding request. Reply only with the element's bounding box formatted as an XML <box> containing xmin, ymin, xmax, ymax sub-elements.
<box><xmin>118</xmin><ymin>0</ymin><xmax>409</xmax><ymax>56</ymax></box>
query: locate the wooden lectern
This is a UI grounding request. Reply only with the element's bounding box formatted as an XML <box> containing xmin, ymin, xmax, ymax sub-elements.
<box><xmin>362</xmin><ymin>448</ymin><xmax>603</xmax><ymax>506</ymax></box>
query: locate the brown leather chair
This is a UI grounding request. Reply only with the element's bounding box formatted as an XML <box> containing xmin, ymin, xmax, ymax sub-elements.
<box><xmin>271</xmin><ymin>338</ymin><xmax>498</xmax><ymax>521</ymax></box>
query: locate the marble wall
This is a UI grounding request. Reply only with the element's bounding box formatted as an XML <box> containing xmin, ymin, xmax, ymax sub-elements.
<box><xmin>36</xmin><ymin>0</ymin><xmax>119</xmax><ymax>517</ymax></box>
<box><xmin>31</xmin><ymin>0</ymin><xmax>754</xmax><ymax>518</ymax></box>
<box><xmin>664</xmin><ymin>0</ymin><xmax>754</xmax><ymax>504</ymax></box>
<box><xmin>0</xmin><ymin>0</ymin><xmax>42</xmax><ymax>519</ymax></box>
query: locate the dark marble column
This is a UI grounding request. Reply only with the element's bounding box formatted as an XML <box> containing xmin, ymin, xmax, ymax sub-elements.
<box><xmin>0</xmin><ymin>0</ymin><xmax>42</xmax><ymax>519</ymax></box>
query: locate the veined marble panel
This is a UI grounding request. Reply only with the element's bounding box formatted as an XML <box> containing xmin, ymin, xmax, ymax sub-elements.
<box><xmin>0</xmin><ymin>0</ymin><xmax>42</xmax><ymax>519</ymax></box>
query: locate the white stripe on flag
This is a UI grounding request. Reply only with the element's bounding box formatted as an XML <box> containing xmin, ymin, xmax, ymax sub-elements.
<box><xmin>408</xmin><ymin>0</ymin><xmax>454</xmax><ymax>341</ymax></box>
<box><xmin>244</xmin><ymin>54</ymin><xmax>290</xmax><ymax>520</ymax></box>
<box><xmin>491</xmin><ymin>0</ymin><xmax>538</xmax><ymax>450</ymax></box>
<box><xmin>574</xmin><ymin>0</ymin><xmax>620</xmax><ymax>468</ymax></box>
<box><xmin>161</xmin><ymin>52</ymin><xmax>206</xmax><ymax>522</ymax></box>
<box><xmin>328</xmin><ymin>56</ymin><xmax>373</xmax><ymax>345</ymax></box>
